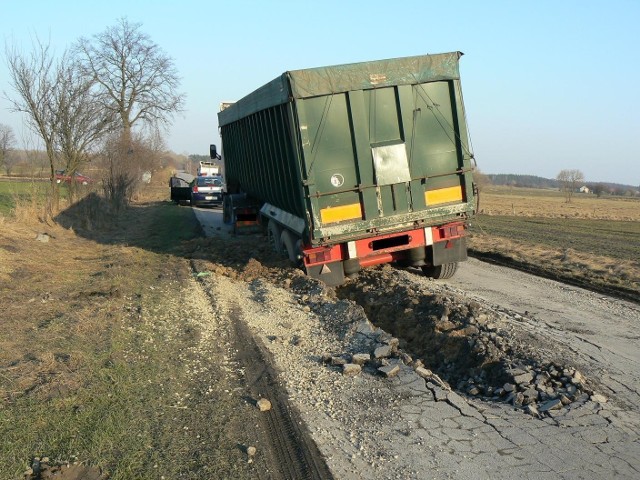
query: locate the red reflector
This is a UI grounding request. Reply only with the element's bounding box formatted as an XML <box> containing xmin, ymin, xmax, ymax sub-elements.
<box><xmin>310</xmin><ymin>250</ymin><xmax>330</xmax><ymax>263</ymax></box>
<box><xmin>192</xmin><ymin>186</ymin><xmax>198</xmax><ymax>193</ymax></box>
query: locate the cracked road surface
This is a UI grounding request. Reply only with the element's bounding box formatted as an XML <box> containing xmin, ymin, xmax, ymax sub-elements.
<box><xmin>193</xmin><ymin>208</ymin><xmax>640</xmax><ymax>479</ymax></box>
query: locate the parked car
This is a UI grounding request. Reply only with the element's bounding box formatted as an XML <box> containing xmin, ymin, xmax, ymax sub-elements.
<box><xmin>55</xmin><ymin>170</ymin><xmax>93</xmax><ymax>185</ymax></box>
<box><xmin>190</xmin><ymin>176</ymin><xmax>224</xmax><ymax>207</ymax></box>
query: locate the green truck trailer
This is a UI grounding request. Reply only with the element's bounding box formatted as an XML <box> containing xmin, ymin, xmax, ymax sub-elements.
<box><xmin>215</xmin><ymin>51</ymin><xmax>476</xmax><ymax>285</ymax></box>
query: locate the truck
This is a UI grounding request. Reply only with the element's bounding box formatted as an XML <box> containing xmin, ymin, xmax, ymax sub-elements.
<box><xmin>197</xmin><ymin>160</ymin><xmax>221</xmax><ymax>177</ymax></box>
<box><xmin>216</xmin><ymin>52</ymin><xmax>477</xmax><ymax>286</ymax></box>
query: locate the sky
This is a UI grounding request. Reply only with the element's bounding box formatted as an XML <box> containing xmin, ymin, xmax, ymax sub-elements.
<box><xmin>1</xmin><ymin>0</ymin><xmax>638</xmax><ymax>185</ymax></box>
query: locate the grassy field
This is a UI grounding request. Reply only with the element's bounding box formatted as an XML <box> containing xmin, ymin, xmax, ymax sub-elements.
<box><xmin>0</xmin><ymin>196</ymin><xmax>257</xmax><ymax>479</ymax></box>
<box><xmin>470</xmin><ymin>186</ymin><xmax>640</xmax><ymax>300</ymax></box>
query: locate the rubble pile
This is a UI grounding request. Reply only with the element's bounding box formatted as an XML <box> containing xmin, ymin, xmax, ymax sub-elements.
<box><xmin>335</xmin><ymin>266</ymin><xmax>599</xmax><ymax>415</ymax></box>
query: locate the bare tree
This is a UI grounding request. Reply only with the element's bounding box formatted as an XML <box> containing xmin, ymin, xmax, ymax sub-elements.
<box><xmin>99</xmin><ymin>131</ymin><xmax>161</xmax><ymax>209</ymax></box>
<box><xmin>55</xmin><ymin>55</ymin><xmax>116</xmax><ymax>198</ymax></box>
<box><xmin>556</xmin><ymin>169</ymin><xmax>585</xmax><ymax>203</ymax></box>
<box><xmin>4</xmin><ymin>39</ymin><xmax>59</xmax><ymax>186</ymax></box>
<box><xmin>4</xmin><ymin>38</ymin><xmax>115</xmax><ymax>213</ymax></box>
<box><xmin>75</xmin><ymin>18</ymin><xmax>185</xmax><ymax>137</ymax></box>
<box><xmin>0</xmin><ymin>123</ymin><xmax>16</xmax><ymax>174</ymax></box>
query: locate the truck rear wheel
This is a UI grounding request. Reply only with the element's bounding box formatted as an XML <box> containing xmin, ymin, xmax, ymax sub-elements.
<box><xmin>421</xmin><ymin>262</ymin><xmax>458</xmax><ymax>279</ymax></box>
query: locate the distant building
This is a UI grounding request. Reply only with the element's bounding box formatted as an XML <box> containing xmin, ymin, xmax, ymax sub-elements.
<box><xmin>579</xmin><ymin>186</ymin><xmax>590</xmax><ymax>194</ymax></box>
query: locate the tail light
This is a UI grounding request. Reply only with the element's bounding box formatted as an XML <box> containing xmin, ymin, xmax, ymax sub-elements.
<box><xmin>192</xmin><ymin>185</ymin><xmax>198</xmax><ymax>193</ymax></box>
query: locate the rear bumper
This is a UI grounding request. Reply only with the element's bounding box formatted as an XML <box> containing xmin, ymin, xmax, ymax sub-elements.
<box><xmin>303</xmin><ymin>221</ymin><xmax>467</xmax><ymax>271</ymax></box>
<box><xmin>191</xmin><ymin>193</ymin><xmax>223</xmax><ymax>206</ymax></box>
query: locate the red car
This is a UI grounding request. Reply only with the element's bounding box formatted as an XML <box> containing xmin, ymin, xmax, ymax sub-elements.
<box><xmin>54</xmin><ymin>170</ymin><xmax>93</xmax><ymax>185</ymax></box>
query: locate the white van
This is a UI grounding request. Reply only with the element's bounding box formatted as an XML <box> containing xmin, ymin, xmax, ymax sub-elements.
<box><xmin>198</xmin><ymin>161</ymin><xmax>220</xmax><ymax>177</ymax></box>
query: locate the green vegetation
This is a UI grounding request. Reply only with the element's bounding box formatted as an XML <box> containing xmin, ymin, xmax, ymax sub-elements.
<box><xmin>472</xmin><ymin>215</ymin><xmax>640</xmax><ymax>264</ymax></box>
<box><xmin>0</xmin><ymin>200</ymin><xmax>255</xmax><ymax>479</ymax></box>
<box><xmin>0</xmin><ymin>180</ymin><xmax>43</xmax><ymax>216</ymax></box>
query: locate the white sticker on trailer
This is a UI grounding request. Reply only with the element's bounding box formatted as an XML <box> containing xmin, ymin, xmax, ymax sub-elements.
<box><xmin>424</xmin><ymin>227</ymin><xmax>434</xmax><ymax>246</ymax></box>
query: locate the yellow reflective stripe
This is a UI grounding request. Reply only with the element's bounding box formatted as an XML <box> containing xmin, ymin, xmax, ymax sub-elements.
<box><xmin>425</xmin><ymin>186</ymin><xmax>463</xmax><ymax>206</ymax></box>
<box><xmin>320</xmin><ymin>203</ymin><xmax>362</xmax><ymax>224</ymax></box>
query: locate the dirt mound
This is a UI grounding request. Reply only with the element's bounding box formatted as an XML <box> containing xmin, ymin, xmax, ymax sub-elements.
<box><xmin>337</xmin><ymin>265</ymin><xmax>595</xmax><ymax>413</ymax></box>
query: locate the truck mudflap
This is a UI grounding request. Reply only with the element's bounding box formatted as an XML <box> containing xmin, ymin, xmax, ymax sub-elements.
<box><xmin>430</xmin><ymin>236</ymin><xmax>467</xmax><ymax>266</ymax></box>
<box><xmin>305</xmin><ymin>261</ymin><xmax>345</xmax><ymax>287</ymax></box>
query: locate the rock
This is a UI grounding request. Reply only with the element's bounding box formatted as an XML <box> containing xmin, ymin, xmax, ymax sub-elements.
<box><xmin>522</xmin><ymin>388</ymin><xmax>539</xmax><ymax>404</ymax></box>
<box><xmin>414</xmin><ymin>366</ymin><xmax>433</xmax><ymax>380</ymax></box>
<box><xmin>503</xmin><ymin>383</ymin><xmax>516</xmax><ymax>393</ymax></box>
<box><xmin>539</xmin><ymin>399</ymin><xmax>562</xmax><ymax>412</ymax></box>
<box><xmin>331</xmin><ymin>356</ymin><xmax>347</xmax><ymax>366</ymax></box>
<box><xmin>247</xmin><ymin>446</ymin><xmax>257</xmax><ymax>456</ymax></box>
<box><xmin>351</xmin><ymin>353</ymin><xmax>370</xmax><ymax>365</ymax></box>
<box><xmin>256</xmin><ymin>398</ymin><xmax>272</xmax><ymax>412</ymax></box>
<box><xmin>513</xmin><ymin>372</ymin><xmax>534</xmax><ymax>385</ymax></box>
<box><xmin>373</xmin><ymin>344</ymin><xmax>393</xmax><ymax>359</ymax></box>
<box><xmin>342</xmin><ymin>363</ymin><xmax>362</xmax><ymax>376</ymax></box>
<box><xmin>35</xmin><ymin>233</ymin><xmax>50</xmax><ymax>242</ymax></box>
<box><xmin>571</xmin><ymin>371</ymin><xmax>585</xmax><ymax>385</ymax></box>
<box><xmin>400</xmin><ymin>352</ymin><xmax>413</xmax><ymax>365</ymax></box>
<box><xmin>560</xmin><ymin>395</ymin><xmax>572</xmax><ymax>406</ymax></box>
<box><xmin>526</xmin><ymin>404</ymin><xmax>540</xmax><ymax>417</ymax></box>
<box><xmin>590</xmin><ymin>393</ymin><xmax>608</xmax><ymax>403</ymax></box>
<box><xmin>378</xmin><ymin>364</ymin><xmax>400</xmax><ymax>378</ymax></box>
<box><xmin>468</xmin><ymin>386</ymin><xmax>480</xmax><ymax>396</ymax></box>
<box><xmin>512</xmin><ymin>392</ymin><xmax>525</xmax><ymax>407</ymax></box>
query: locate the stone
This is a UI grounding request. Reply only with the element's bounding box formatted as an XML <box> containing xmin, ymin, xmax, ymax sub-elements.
<box><xmin>35</xmin><ymin>233</ymin><xmax>50</xmax><ymax>242</ymax></box>
<box><xmin>560</xmin><ymin>395</ymin><xmax>572</xmax><ymax>406</ymax></box>
<box><xmin>247</xmin><ymin>446</ymin><xmax>257</xmax><ymax>456</ymax></box>
<box><xmin>351</xmin><ymin>353</ymin><xmax>370</xmax><ymax>365</ymax></box>
<box><xmin>342</xmin><ymin>363</ymin><xmax>362</xmax><ymax>376</ymax></box>
<box><xmin>331</xmin><ymin>356</ymin><xmax>347</xmax><ymax>366</ymax></box>
<box><xmin>590</xmin><ymin>393</ymin><xmax>608</xmax><ymax>403</ymax></box>
<box><xmin>468</xmin><ymin>386</ymin><xmax>480</xmax><ymax>396</ymax></box>
<box><xmin>378</xmin><ymin>364</ymin><xmax>400</xmax><ymax>378</ymax></box>
<box><xmin>414</xmin><ymin>367</ymin><xmax>433</xmax><ymax>380</ymax></box>
<box><xmin>256</xmin><ymin>398</ymin><xmax>272</xmax><ymax>412</ymax></box>
<box><xmin>539</xmin><ymin>399</ymin><xmax>562</xmax><ymax>412</ymax></box>
<box><xmin>526</xmin><ymin>404</ymin><xmax>540</xmax><ymax>417</ymax></box>
<box><xmin>512</xmin><ymin>392</ymin><xmax>525</xmax><ymax>407</ymax></box>
<box><xmin>373</xmin><ymin>344</ymin><xmax>393</xmax><ymax>359</ymax></box>
<box><xmin>571</xmin><ymin>371</ymin><xmax>585</xmax><ymax>385</ymax></box>
<box><xmin>503</xmin><ymin>383</ymin><xmax>516</xmax><ymax>393</ymax></box>
<box><xmin>522</xmin><ymin>388</ymin><xmax>539</xmax><ymax>404</ymax></box>
<box><xmin>513</xmin><ymin>372</ymin><xmax>534</xmax><ymax>385</ymax></box>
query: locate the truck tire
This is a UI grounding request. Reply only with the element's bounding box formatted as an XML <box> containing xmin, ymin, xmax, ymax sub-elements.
<box><xmin>280</xmin><ymin>230</ymin><xmax>300</xmax><ymax>263</ymax></box>
<box><xmin>268</xmin><ymin>220</ymin><xmax>283</xmax><ymax>254</ymax></box>
<box><xmin>421</xmin><ymin>262</ymin><xmax>458</xmax><ymax>279</ymax></box>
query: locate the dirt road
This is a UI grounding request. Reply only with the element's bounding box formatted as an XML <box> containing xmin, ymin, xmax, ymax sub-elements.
<box><xmin>447</xmin><ymin>258</ymin><xmax>640</xmax><ymax>414</ymax></box>
<box><xmin>191</xmin><ymin>207</ymin><xmax>640</xmax><ymax>479</ymax></box>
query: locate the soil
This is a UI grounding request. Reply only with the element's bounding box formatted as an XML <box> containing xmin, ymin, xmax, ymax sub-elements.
<box><xmin>5</xmin><ymin>199</ymin><xmax>639</xmax><ymax>479</ymax></box>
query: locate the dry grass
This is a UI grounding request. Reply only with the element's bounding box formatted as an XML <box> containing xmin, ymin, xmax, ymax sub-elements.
<box><xmin>479</xmin><ymin>186</ymin><xmax>640</xmax><ymax>221</ymax></box>
<box><xmin>470</xmin><ymin>186</ymin><xmax>640</xmax><ymax>300</ymax></box>
<box><xmin>0</xmin><ymin>196</ymin><xmax>253</xmax><ymax>479</ymax></box>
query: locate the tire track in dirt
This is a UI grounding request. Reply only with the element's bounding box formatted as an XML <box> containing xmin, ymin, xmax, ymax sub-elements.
<box><xmin>192</xmin><ymin>258</ymin><xmax>332</xmax><ymax>480</ymax></box>
<box><xmin>231</xmin><ymin>310</ymin><xmax>333</xmax><ymax>480</ymax></box>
